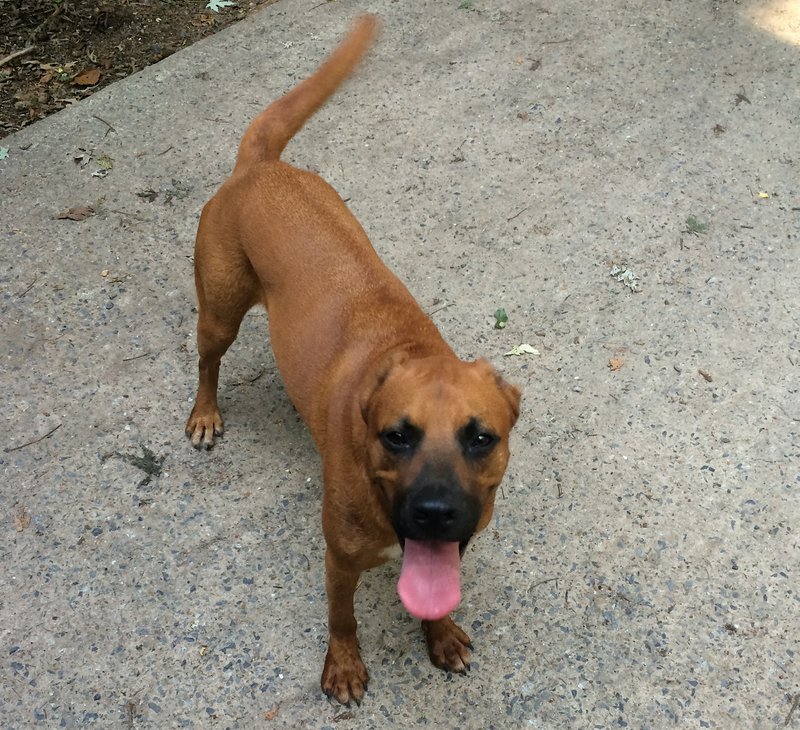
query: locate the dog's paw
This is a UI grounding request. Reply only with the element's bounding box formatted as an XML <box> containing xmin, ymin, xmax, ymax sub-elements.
<box><xmin>185</xmin><ymin>408</ymin><xmax>223</xmax><ymax>450</ymax></box>
<box><xmin>321</xmin><ymin>640</ymin><xmax>369</xmax><ymax>705</ymax></box>
<box><xmin>422</xmin><ymin>617</ymin><xmax>472</xmax><ymax>673</ymax></box>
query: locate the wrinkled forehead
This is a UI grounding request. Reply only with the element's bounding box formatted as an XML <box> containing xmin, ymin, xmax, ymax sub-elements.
<box><xmin>376</xmin><ymin>361</ymin><xmax>505</xmax><ymax>431</ymax></box>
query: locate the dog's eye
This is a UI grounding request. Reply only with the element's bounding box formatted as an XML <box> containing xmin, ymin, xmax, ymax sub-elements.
<box><xmin>381</xmin><ymin>430</ymin><xmax>411</xmax><ymax>451</ymax></box>
<box><xmin>469</xmin><ymin>433</ymin><xmax>496</xmax><ymax>451</ymax></box>
<box><xmin>458</xmin><ymin>418</ymin><xmax>498</xmax><ymax>458</ymax></box>
<box><xmin>380</xmin><ymin>420</ymin><xmax>422</xmax><ymax>454</ymax></box>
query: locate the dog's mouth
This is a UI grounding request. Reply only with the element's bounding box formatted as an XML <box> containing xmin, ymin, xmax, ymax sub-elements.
<box><xmin>397</xmin><ymin>536</ymin><xmax>470</xmax><ymax>556</ymax></box>
<box><xmin>395</xmin><ymin>536</ymin><xmax>471</xmax><ymax>621</ymax></box>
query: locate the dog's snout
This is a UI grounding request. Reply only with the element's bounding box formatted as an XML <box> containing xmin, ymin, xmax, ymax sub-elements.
<box><xmin>395</xmin><ymin>481</ymin><xmax>480</xmax><ymax>543</ymax></box>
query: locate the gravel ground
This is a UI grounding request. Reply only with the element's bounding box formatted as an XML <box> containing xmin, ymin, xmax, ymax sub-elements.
<box><xmin>1</xmin><ymin>0</ymin><xmax>798</xmax><ymax>726</ymax></box>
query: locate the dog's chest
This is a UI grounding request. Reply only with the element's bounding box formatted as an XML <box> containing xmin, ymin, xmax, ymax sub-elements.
<box><xmin>378</xmin><ymin>543</ymin><xmax>403</xmax><ymax>562</ymax></box>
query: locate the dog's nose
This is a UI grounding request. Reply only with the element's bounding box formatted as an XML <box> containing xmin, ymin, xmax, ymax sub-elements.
<box><xmin>411</xmin><ymin>497</ymin><xmax>457</xmax><ymax>531</ymax></box>
<box><xmin>397</xmin><ymin>482</ymin><xmax>480</xmax><ymax>542</ymax></box>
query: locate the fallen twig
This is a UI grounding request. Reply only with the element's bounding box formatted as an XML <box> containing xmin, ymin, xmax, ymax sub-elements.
<box><xmin>506</xmin><ymin>206</ymin><xmax>529</xmax><ymax>223</ymax></box>
<box><xmin>16</xmin><ymin>275</ymin><xmax>38</xmax><ymax>297</ymax></box>
<box><xmin>122</xmin><ymin>352</ymin><xmax>153</xmax><ymax>363</ymax></box>
<box><xmin>92</xmin><ymin>115</ymin><xmax>116</xmax><ymax>138</ymax></box>
<box><xmin>230</xmin><ymin>369</ymin><xmax>265</xmax><ymax>387</ymax></box>
<box><xmin>542</xmin><ymin>36</ymin><xmax>577</xmax><ymax>45</ymax></box>
<box><xmin>429</xmin><ymin>301</ymin><xmax>455</xmax><ymax>316</ymax></box>
<box><xmin>777</xmin><ymin>403</ymin><xmax>800</xmax><ymax>423</ymax></box>
<box><xmin>0</xmin><ymin>46</ymin><xmax>35</xmax><ymax>69</ymax></box>
<box><xmin>530</xmin><ymin>577</ymin><xmax>559</xmax><ymax>591</ymax></box>
<box><xmin>27</xmin><ymin>2</ymin><xmax>65</xmax><ymax>44</ymax></box>
<box><xmin>4</xmin><ymin>424</ymin><xmax>62</xmax><ymax>453</ymax></box>
<box><xmin>785</xmin><ymin>693</ymin><xmax>800</xmax><ymax>727</ymax></box>
<box><xmin>107</xmin><ymin>208</ymin><xmax>149</xmax><ymax>222</ymax></box>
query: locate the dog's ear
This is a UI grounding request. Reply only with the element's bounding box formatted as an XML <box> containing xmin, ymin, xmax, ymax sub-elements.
<box><xmin>474</xmin><ymin>358</ymin><xmax>522</xmax><ymax>426</ymax></box>
<box><xmin>359</xmin><ymin>350</ymin><xmax>410</xmax><ymax>424</ymax></box>
<box><xmin>499</xmin><ymin>377</ymin><xmax>522</xmax><ymax>426</ymax></box>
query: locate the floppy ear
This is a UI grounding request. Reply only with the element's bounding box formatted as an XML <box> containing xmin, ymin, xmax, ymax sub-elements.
<box><xmin>358</xmin><ymin>350</ymin><xmax>410</xmax><ymax>424</ymax></box>
<box><xmin>498</xmin><ymin>376</ymin><xmax>522</xmax><ymax>426</ymax></box>
<box><xmin>474</xmin><ymin>358</ymin><xmax>522</xmax><ymax>426</ymax></box>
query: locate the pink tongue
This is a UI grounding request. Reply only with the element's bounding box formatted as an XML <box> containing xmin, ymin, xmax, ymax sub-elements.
<box><xmin>397</xmin><ymin>540</ymin><xmax>461</xmax><ymax>620</ymax></box>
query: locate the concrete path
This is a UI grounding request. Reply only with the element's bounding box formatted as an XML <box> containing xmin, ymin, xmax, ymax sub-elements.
<box><xmin>2</xmin><ymin>0</ymin><xmax>798</xmax><ymax>726</ymax></box>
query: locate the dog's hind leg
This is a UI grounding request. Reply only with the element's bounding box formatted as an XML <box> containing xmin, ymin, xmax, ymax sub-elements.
<box><xmin>186</xmin><ymin>224</ymin><xmax>260</xmax><ymax>449</ymax></box>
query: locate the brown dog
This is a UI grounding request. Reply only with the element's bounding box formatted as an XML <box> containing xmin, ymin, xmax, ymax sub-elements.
<box><xmin>185</xmin><ymin>15</ymin><xmax>521</xmax><ymax>705</ymax></box>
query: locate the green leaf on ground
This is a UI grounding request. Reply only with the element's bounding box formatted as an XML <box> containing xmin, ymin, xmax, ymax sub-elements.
<box><xmin>685</xmin><ymin>215</ymin><xmax>709</xmax><ymax>235</ymax></box>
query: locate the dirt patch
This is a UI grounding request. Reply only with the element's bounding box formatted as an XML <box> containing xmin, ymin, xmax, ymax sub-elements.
<box><xmin>0</xmin><ymin>0</ymin><xmax>276</xmax><ymax>137</ymax></box>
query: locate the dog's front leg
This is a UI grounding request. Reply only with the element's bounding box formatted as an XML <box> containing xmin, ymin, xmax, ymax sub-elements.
<box><xmin>321</xmin><ymin>549</ymin><xmax>368</xmax><ymax>704</ymax></box>
<box><xmin>422</xmin><ymin>616</ymin><xmax>472</xmax><ymax>673</ymax></box>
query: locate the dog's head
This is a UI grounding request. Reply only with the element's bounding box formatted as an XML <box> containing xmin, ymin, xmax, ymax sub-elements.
<box><xmin>360</xmin><ymin>354</ymin><xmax>521</xmax><ymax>619</ymax></box>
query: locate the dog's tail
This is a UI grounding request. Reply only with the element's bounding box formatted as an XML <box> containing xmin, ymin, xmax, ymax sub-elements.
<box><xmin>234</xmin><ymin>14</ymin><xmax>379</xmax><ymax>172</ymax></box>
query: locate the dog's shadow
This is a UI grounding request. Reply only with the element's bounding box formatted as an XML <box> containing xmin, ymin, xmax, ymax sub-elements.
<box><xmin>216</xmin><ymin>311</ymin><xmax>313</xmax><ymax>457</ymax></box>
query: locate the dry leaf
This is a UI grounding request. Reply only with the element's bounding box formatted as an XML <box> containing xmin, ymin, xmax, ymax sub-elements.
<box><xmin>74</xmin><ymin>148</ymin><xmax>93</xmax><ymax>167</ymax></box>
<box><xmin>15</xmin><ymin>504</ymin><xmax>32</xmax><ymax>532</ymax></box>
<box><xmin>38</xmin><ymin>61</ymin><xmax>76</xmax><ymax>72</ymax></box>
<box><xmin>57</xmin><ymin>205</ymin><xmax>94</xmax><ymax>221</ymax></box>
<box><xmin>698</xmin><ymin>368</ymin><xmax>713</xmax><ymax>382</ymax></box>
<box><xmin>136</xmin><ymin>189</ymin><xmax>159</xmax><ymax>202</ymax></box>
<box><xmin>504</xmin><ymin>343</ymin><xmax>540</xmax><ymax>357</ymax></box>
<box><xmin>610</xmin><ymin>265</ymin><xmax>641</xmax><ymax>292</ymax></box>
<box><xmin>263</xmin><ymin>706</ymin><xmax>280</xmax><ymax>721</ymax></box>
<box><xmin>97</xmin><ymin>153</ymin><xmax>114</xmax><ymax>170</ymax></box>
<box><xmin>608</xmin><ymin>357</ymin><xmax>624</xmax><ymax>371</ymax></box>
<box><xmin>74</xmin><ymin>68</ymin><xmax>101</xmax><ymax>87</ymax></box>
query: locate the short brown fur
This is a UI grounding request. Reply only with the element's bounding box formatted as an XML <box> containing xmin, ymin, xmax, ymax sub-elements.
<box><xmin>186</xmin><ymin>15</ymin><xmax>521</xmax><ymax>705</ymax></box>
